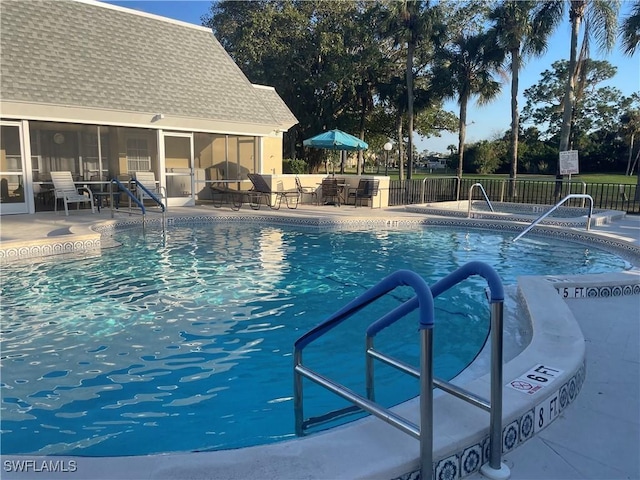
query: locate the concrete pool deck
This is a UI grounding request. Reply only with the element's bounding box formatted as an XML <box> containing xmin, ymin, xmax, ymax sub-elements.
<box><xmin>1</xmin><ymin>205</ymin><xmax>638</xmax><ymax>480</ymax></box>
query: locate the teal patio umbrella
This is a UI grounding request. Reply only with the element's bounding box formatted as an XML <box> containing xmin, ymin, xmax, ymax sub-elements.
<box><xmin>303</xmin><ymin>129</ymin><xmax>368</xmax><ymax>151</ymax></box>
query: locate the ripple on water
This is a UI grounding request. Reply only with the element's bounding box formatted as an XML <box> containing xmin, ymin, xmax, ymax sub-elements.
<box><xmin>0</xmin><ymin>224</ymin><xmax>628</xmax><ymax>456</ymax></box>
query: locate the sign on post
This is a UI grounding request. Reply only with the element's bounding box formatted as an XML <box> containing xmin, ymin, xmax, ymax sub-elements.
<box><xmin>559</xmin><ymin>150</ymin><xmax>579</xmax><ymax>177</ymax></box>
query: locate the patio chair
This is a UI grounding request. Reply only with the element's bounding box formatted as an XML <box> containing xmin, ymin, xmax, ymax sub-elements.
<box><xmin>321</xmin><ymin>178</ymin><xmax>340</xmax><ymax>206</ymax></box>
<box><xmin>247</xmin><ymin>173</ymin><xmax>299</xmax><ymax>210</ymax></box>
<box><xmin>209</xmin><ymin>181</ymin><xmax>246</xmax><ymax>211</ymax></box>
<box><xmin>89</xmin><ymin>175</ymin><xmax>112</xmax><ymax>212</ymax></box>
<box><xmin>347</xmin><ymin>179</ymin><xmax>380</xmax><ymax>208</ymax></box>
<box><xmin>295</xmin><ymin>176</ymin><xmax>319</xmax><ymax>205</ymax></box>
<box><xmin>51</xmin><ymin>171</ymin><xmax>95</xmax><ymax>216</ymax></box>
<box><xmin>133</xmin><ymin>171</ymin><xmax>166</xmax><ymax>208</ymax></box>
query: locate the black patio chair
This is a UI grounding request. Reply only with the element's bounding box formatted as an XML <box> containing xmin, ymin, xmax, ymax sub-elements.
<box><xmin>295</xmin><ymin>176</ymin><xmax>319</xmax><ymax>205</ymax></box>
<box><xmin>347</xmin><ymin>179</ymin><xmax>380</xmax><ymax>208</ymax></box>
<box><xmin>321</xmin><ymin>178</ymin><xmax>341</xmax><ymax>206</ymax></box>
<box><xmin>247</xmin><ymin>173</ymin><xmax>299</xmax><ymax>210</ymax></box>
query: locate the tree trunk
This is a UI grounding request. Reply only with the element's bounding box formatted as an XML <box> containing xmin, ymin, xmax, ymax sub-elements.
<box><xmin>456</xmin><ymin>94</ymin><xmax>469</xmax><ymax>201</ymax></box>
<box><xmin>406</xmin><ymin>40</ymin><xmax>415</xmax><ymax>180</ymax></box>
<box><xmin>397</xmin><ymin>113</ymin><xmax>404</xmax><ymax>181</ymax></box>
<box><xmin>357</xmin><ymin>96</ymin><xmax>367</xmax><ymax>176</ymax></box>
<box><xmin>626</xmin><ymin>132</ymin><xmax>635</xmax><ymax>176</ymax></box>
<box><xmin>509</xmin><ymin>47</ymin><xmax>520</xmax><ymax>199</ymax></box>
<box><xmin>556</xmin><ymin>3</ymin><xmax>583</xmax><ymax>200</ymax></box>
<box><xmin>636</xmin><ymin>151</ymin><xmax>640</xmax><ymax>202</ymax></box>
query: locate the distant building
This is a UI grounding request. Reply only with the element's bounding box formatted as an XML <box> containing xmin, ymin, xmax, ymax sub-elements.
<box><xmin>0</xmin><ymin>0</ymin><xmax>297</xmax><ymax>214</ymax></box>
<box><xmin>425</xmin><ymin>155</ymin><xmax>448</xmax><ymax>169</ymax></box>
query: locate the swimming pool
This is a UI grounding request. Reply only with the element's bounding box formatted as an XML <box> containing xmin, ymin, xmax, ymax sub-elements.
<box><xmin>0</xmin><ymin>223</ymin><xmax>629</xmax><ymax>457</ymax></box>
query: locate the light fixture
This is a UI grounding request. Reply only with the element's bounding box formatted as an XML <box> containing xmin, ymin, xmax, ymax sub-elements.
<box><xmin>384</xmin><ymin>142</ymin><xmax>393</xmax><ymax>176</ymax></box>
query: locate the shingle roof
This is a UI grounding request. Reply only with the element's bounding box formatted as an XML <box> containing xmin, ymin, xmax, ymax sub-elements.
<box><xmin>253</xmin><ymin>85</ymin><xmax>298</xmax><ymax>130</ymax></box>
<box><xmin>0</xmin><ymin>0</ymin><xmax>297</xmax><ymax>130</ymax></box>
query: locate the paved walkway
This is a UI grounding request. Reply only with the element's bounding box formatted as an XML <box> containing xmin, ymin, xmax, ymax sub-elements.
<box><xmin>469</xmin><ymin>294</ymin><xmax>639</xmax><ymax>480</ymax></box>
<box><xmin>1</xmin><ymin>206</ymin><xmax>639</xmax><ymax>480</ymax></box>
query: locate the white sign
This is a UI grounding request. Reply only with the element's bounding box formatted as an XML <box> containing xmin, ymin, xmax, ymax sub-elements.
<box><xmin>508</xmin><ymin>364</ymin><xmax>564</xmax><ymax>396</ymax></box>
<box><xmin>559</xmin><ymin>150</ymin><xmax>579</xmax><ymax>175</ymax></box>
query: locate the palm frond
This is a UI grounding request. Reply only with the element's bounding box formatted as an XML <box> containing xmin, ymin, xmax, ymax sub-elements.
<box><xmin>621</xmin><ymin>0</ymin><xmax>640</xmax><ymax>56</ymax></box>
<box><xmin>587</xmin><ymin>0</ymin><xmax>621</xmax><ymax>53</ymax></box>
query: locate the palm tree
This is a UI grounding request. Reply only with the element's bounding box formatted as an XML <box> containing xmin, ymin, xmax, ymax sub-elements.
<box><xmin>541</xmin><ymin>1</ymin><xmax>620</xmax><ymax>198</ymax></box>
<box><xmin>434</xmin><ymin>31</ymin><xmax>504</xmax><ymax>200</ymax></box>
<box><xmin>489</xmin><ymin>1</ymin><xmax>559</xmax><ymax>198</ymax></box>
<box><xmin>381</xmin><ymin>0</ymin><xmax>439</xmax><ymax>179</ymax></box>
<box><xmin>620</xmin><ymin>105</ymin><xmax>640</xmax><ymax>176</ymax></box>
<box><xmin>621</xmin><ymin>0</ymin><xmax>640</xmax><ymax>56</ymax></box>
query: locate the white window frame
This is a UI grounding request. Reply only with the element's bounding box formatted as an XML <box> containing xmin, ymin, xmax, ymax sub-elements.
<box><xmin>126</xmin><ymin>137</ymin><xmax>151</xmax><ymax>173</ymax></box>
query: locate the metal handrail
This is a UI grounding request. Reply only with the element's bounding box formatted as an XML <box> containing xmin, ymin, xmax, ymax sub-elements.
<box><xmin>513</xmin><ymin>193</ymin><xmax>594</xmax><ymax>242</ymax></box>
<box><xmin>468</xmin><ymin>182</ymin><xmax>494</xmax><ymax>217</ymax></box>
<box><xmin>110</xmin><ymin>179</ymin><xmax>145</xmax><ymax>216</ymax></box>
<box><xmin>293</xmin><ymin>262</ymin><xmax>509</xmax><ymax>480</ymax></box>
<box><xmin>128</xmin><ymin>178</ymin><xmax>166</xmax><ymax>213</ymax></box>
<box><xmin>365</xmin><ymin>261</ymin><xmax>506</xmax><ymax>477</ymax></box>
<box><xmin>294</xmin><ymin>270</ymin><xmax>435</xmax><ymax>480</ymax></box>
<box><xmin>110</xmin><ymin>179</ymin><xmax>166</xmax><ymax>230</ymax></box>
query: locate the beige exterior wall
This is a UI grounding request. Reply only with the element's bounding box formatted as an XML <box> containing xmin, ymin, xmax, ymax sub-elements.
<box><xmin>262</xmin><ymin>136</ymin><xmax>283</xmax><ymax>175</ymax></box>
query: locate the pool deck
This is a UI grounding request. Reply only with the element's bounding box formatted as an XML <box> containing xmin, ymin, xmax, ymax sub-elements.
<box><xmin>1</xmin><ymin>204</ymin><xmax>638</xmax><ymax>480</ymax></box>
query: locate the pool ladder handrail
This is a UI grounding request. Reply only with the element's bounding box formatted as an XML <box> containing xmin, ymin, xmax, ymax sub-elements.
<box><xmin>513</xmin><ymin>193</ymin><xmax>593</xmax><ymax>242</ymax></box>
<box><xmin>127</xmin><ymin>178</ymin><xmax>166</xmax><ymax>214</ymax></box>
<box><xmin>293</xmin><ymin>262</ymin><xmax>509</xmax><ymax>480</ymax></box>
<box><xmin>468</xmin><ymin>182</ymin><xmax>495</xmax><ymax>217</ymax></box>
<box><xmin>109</xmin><ymin>178</ymin><xmax>167</xmax><ymax>230</ymax></box>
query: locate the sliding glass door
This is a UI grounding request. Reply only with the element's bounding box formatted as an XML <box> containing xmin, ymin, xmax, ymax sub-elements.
<box><xmin>162</xmin><ymin>132</ymin><xmax>194</xmax><ymax>207</ymax></box>
<box><xmin>0</xmin><ymin>121</ymin><xmax>31</xmax><ymax>215</ymax></box>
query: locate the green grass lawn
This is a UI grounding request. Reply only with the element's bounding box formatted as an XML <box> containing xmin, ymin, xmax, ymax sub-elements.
<box><xmin>367</xmin><ymin>170</ymin><xmax>638</xmax><ymax>185</ymax></box>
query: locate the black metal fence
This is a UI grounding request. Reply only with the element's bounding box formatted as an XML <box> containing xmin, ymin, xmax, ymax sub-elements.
<box><xmin>389</xmin><ymin>177</ymin><xmax>640</xmax><ymax>214</ymax></box>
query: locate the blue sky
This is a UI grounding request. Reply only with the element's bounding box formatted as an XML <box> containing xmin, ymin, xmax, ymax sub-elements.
<box><xmin>104</xmin><ymin>0</ymin><xmax>639</xmax><ymax>154</ymax></box>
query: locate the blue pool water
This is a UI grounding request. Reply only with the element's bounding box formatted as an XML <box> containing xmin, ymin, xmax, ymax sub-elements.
<box><xmin>0</xmin><ymin>223</ymin><xmax>629</xmax><ymax>457</ymax></box>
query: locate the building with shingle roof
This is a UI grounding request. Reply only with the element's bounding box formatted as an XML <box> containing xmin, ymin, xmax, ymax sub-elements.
<box><xmin>0</xmin><ymin>0</ymin><xmax>297</xmax><ymax>214</ymax></box>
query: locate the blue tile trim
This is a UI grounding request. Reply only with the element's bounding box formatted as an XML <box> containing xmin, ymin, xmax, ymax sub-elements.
<box><xmin>435</xmin><ymin>454</ymin><xmax>459</xmax><ymax>480</ymax></box>
<box><xmin>397</xmin><ymin>360</ymin><xmax>588</xmax><ymax>480</ymax></box>
<box><xmin>3</xmin><ymin>213</ymin><xmax>637</xmax><ymax>264</ymax></box>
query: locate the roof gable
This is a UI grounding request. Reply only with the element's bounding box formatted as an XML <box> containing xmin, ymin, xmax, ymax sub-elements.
<box><xmin>0</xmin><ymin>0</ymin><xmax>291</xmax><ymax>129</ymax></box>
<box><xmin>253</xmin><ymin>85</ymin><xmax>298</xmax><ymax>130</ymax></box>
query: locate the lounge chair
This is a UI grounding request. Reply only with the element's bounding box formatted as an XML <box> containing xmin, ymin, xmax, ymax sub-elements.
<box><xmin>133</xmin><ymin>171</ymin><xmax>166</xmax><ymax>208</ymax></box>
<box><xmin>320</xmin><ymin>178</ymin><xmax>340</xmax><ymax>206</ymax></box>
<box><xmin>347</xmin><ymin>179</ymin><xmax>380</xmax><ymax>208</ymax></box>
<box><xmin>51</xmin><ymin>171</ymin><xmax>95</xmax><ymax>216</ymax></box>
<box><xmin>247</xmin><ymin>173</ymin><xmax>299</xmax><ymax>210</ymax></box>
<box><xmin>295</xmin><ymin>176</ymin><xmax>319</xmax><ymax>205</ymax></box>
<box><xmin>209</xmin><ymin>181</ymin><xmax>247</xmax><ymax>211</ymax></box>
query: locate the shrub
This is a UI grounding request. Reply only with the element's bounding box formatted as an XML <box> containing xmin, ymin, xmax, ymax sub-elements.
<box><xmin>283</xmin><ymin>158</ymin><xmax>308</xmax><ymax>174</ymax></box>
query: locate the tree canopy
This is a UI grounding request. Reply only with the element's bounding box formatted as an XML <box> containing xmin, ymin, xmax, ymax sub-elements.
<box><xmin>202</xmin><ymin>0</ymin><xmax>634</xmax><ymax>177</ymax></box>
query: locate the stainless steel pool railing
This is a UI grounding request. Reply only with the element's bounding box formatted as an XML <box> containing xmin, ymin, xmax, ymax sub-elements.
<box><xmin>293</xmin><ymin>262</ymin><xmax>509</xmax><ymax>480</ymax></box>
<box><xmin>110</xmin><ymin>178</ymin><xmax>166</xmax><ymax>230</ymax></box>
<box><xmin>468</xmin><ymin>182</ymin><xmax>495</xmax><ymax>217</ymax></box>
<box><xmin>513</xmin><ymin>193</ymin><xmax>594</xmax><ymax>242</ymax></box>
